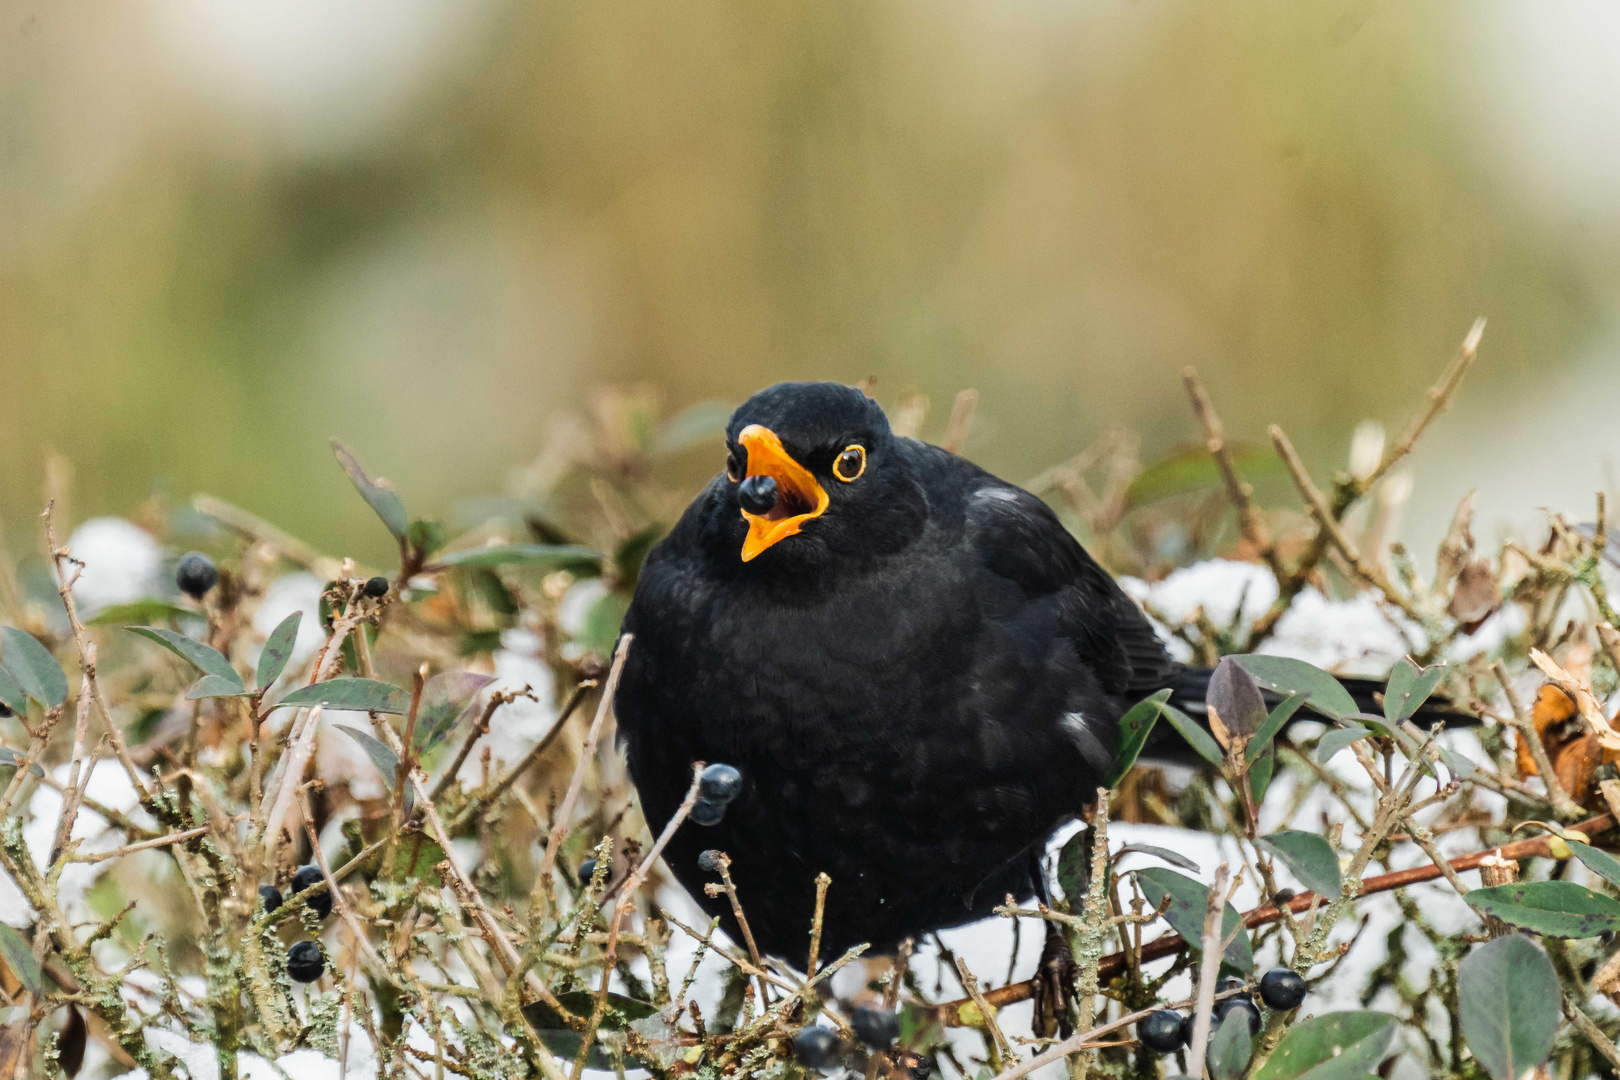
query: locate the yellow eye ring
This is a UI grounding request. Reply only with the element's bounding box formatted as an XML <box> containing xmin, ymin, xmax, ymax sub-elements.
<box><xmin>833</xmin><ymin>445</ymin><xmax>866</xmax><ymax>482</ymax></box>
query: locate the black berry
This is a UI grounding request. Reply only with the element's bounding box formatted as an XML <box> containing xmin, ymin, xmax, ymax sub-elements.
<box><xmin>290</xmin><ymin>865</ymin><xmax>332</xmax><ymax>919</ymax></box>
<box><xmin>259</xmin><ymin>885</ymin><xmax>283</xmax><ymax>913</ymax></box>
<box><xmin>737</xmin><ymin>475</ymin><xmax>779</xmax><ymax>515</ymax></box>
<box><xmin>1258</xmin><ymin>968</ymin><xmax>1307</xmax><ymax>1011</ymax></box>
<box><xmin>699</xmin><ymin>763</ymin><xmax>743</xmax><ymax>804</ymax></box>
<box><xmin>364</xmin><ymin>576</ymin><xmax>390</xmax><ymax>599</ymax></box>
<box><xmin>1216</xmin><ymin>976</ymin><xmax>1247</xmax><ymax>997</ymax></box>
<box><xmin>286</xmin><ymin>940</ymin><xmax>325</xmax><ymax>983</ymax></box>
<box><xmin>697</xmin><ymin>849</ymin><xmax>724</xmax><ymax>873</ymax></box>
<box><xmin>793</xmin><ymin>1026</ymin><xmax>841</xmax><ymax>1070</ymax></box>
<box><xmin>1216</xmin><ymin>997</ymin><xmax>1261</xmax><ymax>1036</ymax></box>
<box><xmin>851</xmin><ymin>1006</ymin><xmax>899</xmax><ymax>1048</ymax></box>
<box><xmin>1271</xmin><ymin>889</ymin><xmax>1296</xmax><ymax>906</ymax></box>
<box><xmin>691</xmin><ymin>798</ymin><xmax>726</xmax><ymax>826</ymax></box>
<box><xmin>175</xmin><ymin>552</ymin><xmax>218</xmax><ymax>599</ymax></box>
<box><xmin>1180</xmin><ymin>1013</ymin><xmax>1196</xmax><ymax>1048</ymax></box>
<box><xmin>577</xmin><ymin>858</ymin><xmax>599</xmax><ymax>885</ymax></box>
<box><xmin>1138</xmin><ymin>1010</ymin><xmax>1185</xmax><ymax>1054</ymax></box>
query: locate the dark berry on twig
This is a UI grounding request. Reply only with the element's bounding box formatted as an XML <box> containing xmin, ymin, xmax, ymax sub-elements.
<box><xmin>697</xmin><ymin>849</ymin><xmax>724</xmax><ymax>873</ymax></box>
<box><xmin>793</xmin><ymin>1026</ymin><xmax>841</xmax><ymax>1070</ymax></box>
<box><xmin>1216</xmin><ymin>976</ymin><xmax>1247</xmax><ymax>996</ymax></box>
<box><xmin>1270</xmin><ymin>889</ymin><xmax>1296</xmax><ymax>906</ymax></box>
<box><xmin>290</xmin><ymin>865</ymin><xmax>332</xmax><ymax>919</ymax></box>
<box><xmin>851</xmin><ymin>1006</ymin><xmax>899</xmax><ymax>1047</ymax></box>
<box><xmin>258</xmin><ymin>885</ymin><xmax>282</xmax><ymax>913</ymax></box>
<box><xmin>691</xmin><ymin>798</ymin><xmax>726</xmax><ymax>826</ymax></box>
<box><xmin>176</xmin><ymin>552</ymin><xmax>218</xmax><ymax>599</ymax></box>
<box><xmin>364</xmin><ymin>576</ymin><xmax>390</xmax><ymax>599</ymax></box>
<box><xmin>1138</xmin><ymin>1010</ymin><xmax>1186</xmax><ymax>1054</ymax></box>
<box><xmin>577</xmin><ymin>858</ymin><xmax>599</xmax><ymax>885</ymax></box>
<box><xmin>286</xmin><ymin>940</ymin><xmax>325</xmax><ymax>983</ymax></box>
<box><xmin>737</xmin><ymin>475</ymin><xmax>779</xmax><ymax>515</ymax></box>
<box><xmin>1259</xmin><ymin>968</ymin><xmax>1307</xmax><ymax>1011</ymax></box>
<box><xmin>699</xmin><ymin>763</ymin><xmax>743</xmax><ymax>804</ymax></box>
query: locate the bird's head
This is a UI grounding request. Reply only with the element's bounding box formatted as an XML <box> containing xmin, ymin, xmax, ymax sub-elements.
<box><xmin>710</xmin><ymin>382</ymin><xmax>924</xmax><ymax>565</ymax></box>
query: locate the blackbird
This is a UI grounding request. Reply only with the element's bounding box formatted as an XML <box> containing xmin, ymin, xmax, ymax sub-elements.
<box><xmin>616</xmin><ymin>381</ymin><xmax>1449</xmax><ymax>1015</ymax></box>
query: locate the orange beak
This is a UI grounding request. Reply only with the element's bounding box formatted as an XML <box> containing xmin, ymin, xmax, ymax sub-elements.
<box><xmin>737</xmin><ymin>424</ymin><xmax>829</xmax><ymax>561</ymax></box>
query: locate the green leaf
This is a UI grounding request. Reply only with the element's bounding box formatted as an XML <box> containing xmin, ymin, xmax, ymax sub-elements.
<box><xmin>1439</xmin><ymin>746</ymin><xmax>1478</xmax><ymax>779</ymax></box>
<box><xmin>1457</xmin><ymin>935</ymin><xmax>1560</xmax><ymax>1080</ymax></box>
<box><xmin>1056</xmin><ymin>827</ymin><xmax>1094</xmax><ymax>903</ymax></box>
<box><xmin>1137</xmin><ymin>867</ymin><xmax>1252</xmax><ymax>971</ymax></box>
<box><xmin>407</xmin><ymin>519</ymin><xmax>446</xmax><ymax>557</ymax></box>
<box><xmin>0</xmin><ymin>747</ymin><xmax>44</xmax><ymax>777</ymax></box>
<box><xmin>1102</xmin><ymin>689</ymin><xmax>1172</xmax><ymax>789</ymax></box>
<box><xmin>1231</xmin><ymin>656</ymin><xmax>1356</xmax><ymax>720</ymax></box>
<box><xmin>332</xmin><ymin>439</ymin><xmax>409</xmax><ymax>540</ymax></box>
<box><xmin>652</xmin><ymin>400</ymin><xmax>735</xmax><ymax>456</ymax></box>
<box><xmin>1256</xmin><ymin>831</ymin><xmax>1342</xmax><ymax>898</ymax></box>
<box><xmin>436</xmin><ymin>543</ymin><xmax>603</xmax><ymax>573</ymax></box>
<box><xmin>1568</xmin><ymin>841</ymin><xmax>1620</xmax><ymax>891</ymax></box>
<box><xmin>1123</xmin><ymin>443</ymin><xmax>1281</xmax><ymax>510</ymax></box>
<box><xmin>1115</xmin><ymin>844</ymin><xmax>1200</xmax><ymax>874</ymax></box>
<box><xmin>1464</xmin><ymin>881</ymin><xmax>1620</xmax><ymax>938</ymax></box>
<box><xmin>273</xmin><ymin>678</ymin><xmax>409</xmax><ymax>715</ymax></box>
<box><xmin>1316</xmin><ymin>724</ymin><xmax>1372</xmax><ymax>763</ymax></box>
<box><xmin>580</xmin><ymin>592</ymin><xmax>630</xmax><ymax>656</ymax></box>
<box><xmin>257</xmin><ymin>612</ymin><xmax>302</xmax><ymax>691</ymax></box>
<box><xmin>1249</xmin><ymin>742</ymin><xmax>1275</xmax><ymax>804</ymax></box>
<box><xmin>0</xmin><ymin>920</ymin><xmax>42</xmax><ymax>995</ymax></box>
<box><xmin>1246</xmin><ymin>692</ymin><xmax>1309</xmax><ymax>765</ymax></box>
<box><xmin>1157</xmin><ymin>701</ymin><xmax>1225</xmax><ymax>768</ymax></box>
<box><xmin>1252</xmin><ymin>1012</ymin><xmax>1397</xmax><ymax>1080</ymax></box>
<box><xmin>414</xmin><ymin>672</ymin><xmax>496</xmax><ymax>749</ymax></box>
<box><xmin>186</xmin><ymin>674</ymin><xmax>249</xmax><ymax>699</ymax></box>
<box><xmin>125</xmin><ymin>626</ymin><xmax>238</xmax><ymax>683</ymax></box>
<box><xmin>334</xmin><ymin>725</ymin><xmax>404</xmax><ymax>793</ymax></box>
<box><xmin>1207</xmin><ymin>1009</ymin><xmax>1253</xmax><ymax>1080</ymax></box>
<box><xmin>0</xmin><ymin>627</ymin><xmax>68</xmax><ymax>709</ymax></box>
<box><xmin>1384</xmin><ymin>658</ymin><xmax>1448</xmax><ymax>724</ymax></box>
<box><xmin>85</xmin><ymin>600</ymin><xmax>196</xmax><ymax>627</ymax></box>
<box><xmin>0</xmin><ymin>661</ymin><xmax>27</xmax><ymax>715</ymax></box>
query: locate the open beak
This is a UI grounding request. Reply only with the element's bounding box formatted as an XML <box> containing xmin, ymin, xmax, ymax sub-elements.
<box><xmin>737</xmin><ymin>424</ymin><xmax>829</xmax><ymax>561</ymax></box>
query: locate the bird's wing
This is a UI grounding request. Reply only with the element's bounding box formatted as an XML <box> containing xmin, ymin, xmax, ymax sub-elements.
<box><xmin>963</xmin><ymin>482</ymin><xmax>1176</xmax><ymax>700</ymax></box>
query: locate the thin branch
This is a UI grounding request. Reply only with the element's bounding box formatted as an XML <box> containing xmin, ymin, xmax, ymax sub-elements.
<box><xmin>1183</xmin><ymin>368</ymin><xmax>1283</xmax><ymax>579</ymax></box>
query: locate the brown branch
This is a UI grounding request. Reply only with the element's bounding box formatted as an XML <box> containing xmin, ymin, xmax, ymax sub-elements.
<box><xmin>1361</xmin><ymin>317</ymin><xmax>1485</xmax><ymax>496</ymax></box>
<box><xmin>1182</xmin><ymin>368</ymin><xmax>1284</xmax><ymax>579</ymax></box>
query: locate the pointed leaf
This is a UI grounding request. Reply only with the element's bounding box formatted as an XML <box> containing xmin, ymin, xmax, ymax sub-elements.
<box><xmin>1209</xmin><ymin>657</ymin><xmax>1267</xmax><ymax>741</ymax></box>
<box><xmin>1115</xmin><ymin>844</ymin><xmax>1200</xmax><ymax>874</ymax></box>
<box><xmin>1137</xmin><ymin>867</ymin><xmax>1252</xmax><ymax>971</ymax></box>
<box><xmin>1252</xmin><ymin>1011</ymin><xmax>1397</xmax><ymax>1080</ymax></box>
<box><xmin>1439</xmin><ymin>746</ymin><xmax>1477</xmax><ymax>779</ymax></box>
<box><xmin>273</xmin><ymin>678</ymin><xmax>408</xmax><ymax>715</ymax></box>
<box><xmin>1256</xmin><ymin>831</ymin><xmax>1342</xmax><ymax>898</ymax></box>
<box><xmin>1207</xmin><ymin>1009</ymin><xmax>1253</xmax><ymax>1080</ymax></box>
<box><xmin>125</xmin><ymin>626</ymin><xmax>237</xmax><ymax>682</ymax></box>
<box><xmin>414</xmin><ymin>672</ymin><xmax>497</xmax><ymax>749</ymax></box>
<box><xmin>0</xmin><ymin>747</ymin><xmax>44</xmax><ymax>778</ymax></box>
<box><xmin>1568</xmin><ymin>840</ymin><xmax>1620</xmax><ymax>891</ymax></box>
<box><xmin>0</xmin><ymin>921</ymin><xmax>41</xmax><ymax>996</ymax></box>
<box><xmin>1246</xmin><ymin>692</ymin><xmax>1309</xmax><ymax>764</ymax></box>
<box><xmin>186</xmin><ymin>674</ymin><xmax>248</xmax><ymax>699</ymax></box>
<box><xmin>407</xmin><ymin>519</ymin><xmax>446</xmax><ymax>557</ymax></box>
<box><xmin>335</xmin><ymin>725</ymin><xmax>414</xmax><ymax>810</ymax></box>
<box><xmin>1102</xmin><ymin>689</ymin><xmax>1171</xmax><ymax>788</ymax></box>
<box><xmin>1457</xmin><ymin>935</ymin><xmax>1560</xmax><ymax>1080</ymax></box>
<box><xmin>1056</xmin><ymin>827</ymin><xmax>1094</xmax><ymax>903</ymax></box>
<box><xmin>1157</xmin><ymin>701</ymin><xmax>1225</xmax><ymax>768</ymax></box>
<box><xmin>0</xmin><ymin>662</ymin><xmax>27</xmax><ymax>716</ymax></box>
<box><xmin>1231</xmin><ymin>656</ymin><xmax>1356</xmax><ymax>720</ymax></box>
<box><xmin>86</xmin><ymin>600</ymin><xmax>196</xmax><ymax>627</ymax></box>
<box><xmin>435</xmin><ymin>543</ymin><xmax>603</xmax><ymax>573</ymax></box>
<box><xmin>0</xmin><ymin>627</ymin><xmax>68</xmax><ymax>709</ymax></box>
<box><xmin>1385</xmin><ymin>658</ymin><xmax>1448</xmax><ymax>724</ymax></box>
<box><xmin>1249</xmin><ymin>742</ymin><xmax>1276</xmax><ymax>804</ymax></box>
<box><xmin>1316</xmin><ymin>724</ymin><xmax>1372</xmax><ymax>763</ymax></box>
<box><xmin>332</xmin><ymin>439</ymin><xmax>408</xmax><ymax>540</ymax></box>
<box><xmin>257</xmin><ymin>612</ymin><xmax>302</xmax><ymax>691</ymax></box>
<box><xmin>1464</xmin><ymin>881</ymin><xmax>1620</xmax><ymax>938</ymax></box>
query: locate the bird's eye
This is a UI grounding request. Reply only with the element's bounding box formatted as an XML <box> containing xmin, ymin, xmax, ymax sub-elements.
<box><xmin>726</xmin><ymin>446</ymin><xmax>744</xmax><ymax>482</ymax></box>
<box><xmin>833</xmin><ymin>445</ymin><xmax>866</xmax><ymax>482</ymax></box>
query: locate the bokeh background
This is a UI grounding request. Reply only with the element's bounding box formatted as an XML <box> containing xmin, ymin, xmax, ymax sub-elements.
<box><xmin>4</xmin><ymin>0</ymin><xmax>1620</xmax><ymax>564</ymax></box>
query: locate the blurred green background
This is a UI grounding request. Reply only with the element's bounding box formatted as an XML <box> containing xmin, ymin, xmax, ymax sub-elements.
<box><xmin>3</xmin><ymin>0</ymin><xmax>1618</xmax><ymax>564</ymax></box>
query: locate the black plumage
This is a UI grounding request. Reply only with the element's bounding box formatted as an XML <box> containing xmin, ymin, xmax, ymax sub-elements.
<box><xmin>613</xmin><ymin>381</ymin><xmax>1432</xmax><ymax>966</ymax></box>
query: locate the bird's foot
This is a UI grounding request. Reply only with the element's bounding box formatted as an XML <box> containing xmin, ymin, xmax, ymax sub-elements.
<box><xmin>1031</xmin><ymin>924</ymin><xmax>1079</xmax><ymax>1039</ymax></box>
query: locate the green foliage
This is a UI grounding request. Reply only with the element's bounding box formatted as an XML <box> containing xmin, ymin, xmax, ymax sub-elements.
<box><xmin>332</xmin><ymin>439</ymin><xmax>409</xmax><ymax>541</ymax></box>
<box><xmin>1383</xmin><ymin>658</ymin><xmax>1448</xmax><ymax>724</ymax></box>
<box><xmin>1463</xmin><ymin>882</ymin><xmax>1620</xmax><ymax>938</ymax></box>
<box><xmin>1136</xmin><ymin>867</ymin><xmax>1253</xmax><ymax>972</ymax></box>
<box><xmin>1156</xmin><ymin>699</ymin><xmax>1224</xmax><ymax>768</ymax></box>
<box><xmin>1457</xmin><ymin>936</ymin><xmax>1560</xmax><ymax>1080</ymax></box>
<box><xmin>1256</xmin><ymin>832</ymin><xmax>1342</xmax><ymax>898</ymax></box>
<box><xmin>1230</xmin><ymin>656</ymin><xmax>1356</xmax><ymax>720</ymax></box>
<box><xmin>413</xmin><ymin>671</ymin><xmax>496</xmax><ymax>749</ymax></box>
<box><xmin>1101</xmin><ymin>689</ymin><xmax>1171</xmax><ymax>789</ymax></box>
<box><xmin>0</xmin><ymin>920</ymin><xmax>41</xmax><ymax>995</ymax></box>
<box><xmin>273</xmin><ymin>677</ymin><xmax>408</xmax><ymax>714</ymax></box>
<box><xmin>1</xmin><ymin>626</ymin><xmax>67</xmax><ymax>709</ymax></box>
<box><xmin>1252</xmin><ymin>1012</ymin><xmax>1397</xmax><ymax>1079</ymax></box>
<box><xmin>1207</xmin><ymin>1009</ymin><xmax>1253</xmax><ymax>1080</ymax></box>
<box><xmin>256</xmin><ymin>611</ymin><xmax>302</xmax><ymax>690</ymax></box>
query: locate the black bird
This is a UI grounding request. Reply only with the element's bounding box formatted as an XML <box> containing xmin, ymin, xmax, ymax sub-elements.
<box><xmin>615</xmin><ymin>381</ymin><xmax>1449</xmax><ymax>1022</ymax></box>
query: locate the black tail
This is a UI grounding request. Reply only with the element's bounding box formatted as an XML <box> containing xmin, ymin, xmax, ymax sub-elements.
<box><xmin>1147</xmin><ymin>663</ymin><xmax>1476</xmax><ymax>766</ymax></box>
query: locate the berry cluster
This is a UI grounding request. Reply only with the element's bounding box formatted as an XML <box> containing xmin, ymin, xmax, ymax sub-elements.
<box><xmin>691</xmin><ymin>762</ymin><xmax>743</xmax><ymax>826</ymax></box>
<box><xmin>261</xmin><ymin>864</ymin><xmax>335</xmax><ymax>984</ymax></box>
<box><xmin>792</xmin><ymin>1005</ymin><xmax>901</xmax><ymax>1071</ymax></box>
<box><xmin>1136</xmin><ymin>969</ymin><xmax>1308</xmax><ymax>1054</ymax></box>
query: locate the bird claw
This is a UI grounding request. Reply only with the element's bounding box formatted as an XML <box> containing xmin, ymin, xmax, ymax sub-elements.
<box><xmin>1032</xmin><ymin>924</ymin><xmax>1079</xmax><ymax>1039</ymax></box>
